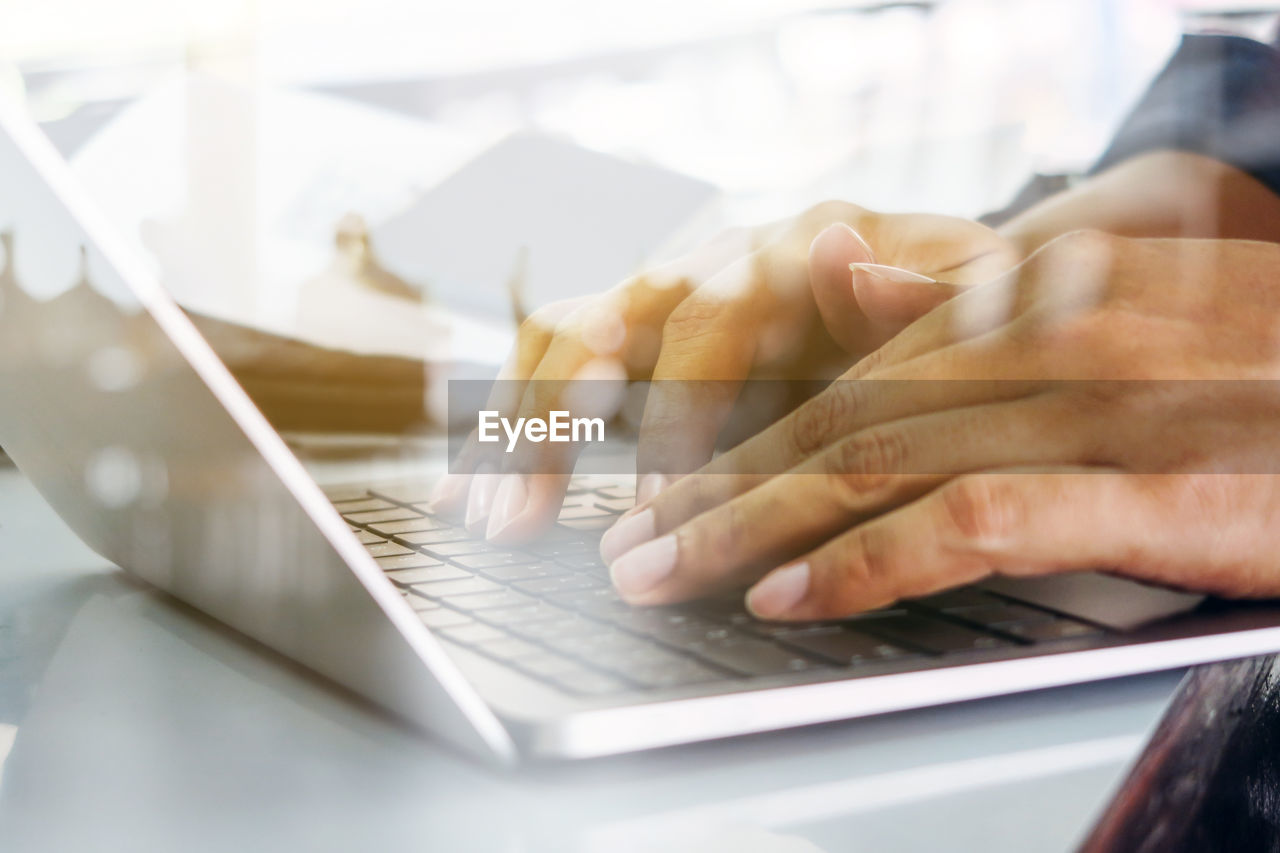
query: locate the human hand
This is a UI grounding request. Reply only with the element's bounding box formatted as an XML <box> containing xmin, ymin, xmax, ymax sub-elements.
<box><xmin>432</xmin><ymin>201</ymin><xmax>1019</xmax><ymax>542</ymax></box>
<box><xmin>600</xmin><ymin>232</ymin><xmax>1280</xmax><ymax>618</ymax></box>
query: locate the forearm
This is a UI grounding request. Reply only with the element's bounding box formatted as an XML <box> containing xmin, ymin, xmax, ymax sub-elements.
<box><xmin>997</xmin><ymin>150</ymin><xmax>1280</xmax><ymax>257</ymax></box>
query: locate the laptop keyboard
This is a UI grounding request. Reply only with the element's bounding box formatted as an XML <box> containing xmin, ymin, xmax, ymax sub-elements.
<box><xmin>329</xmin><ymin>479</ymin><xmax>1107</xmax><ymax>697</ymax></box>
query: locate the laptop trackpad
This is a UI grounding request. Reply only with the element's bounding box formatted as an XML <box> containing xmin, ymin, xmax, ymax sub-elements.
<box><xmin>982</xmin><ymin>572</ymin><xmax>1205</xmax><ymax>631</ymax></box>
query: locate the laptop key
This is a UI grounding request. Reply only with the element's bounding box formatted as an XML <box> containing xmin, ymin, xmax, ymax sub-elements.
<box><xmin>685</xmin><ymin>636</ymin><xmax>817</xmax><ymax>677</ymax></box>
<box><xmin>780</xmin><ymin>629</ymin><xmax>914</xmax><ymax>666</ymax></box>
<box><xmin>732</xmin><ymin>606</ymin><xmax>904</xmax><ymax>632</ymax></box>
<box><xmin>353</xmin><ymin>529</ymin><xmax>386</xmax><ymax>545</ymax></box>
<box><xmin>476</xmin><ymin>563</ymin><xmax>570</xmax><ymax>583</ymax></box>
<box><xmin>555</xmin><ymin>553</ymin><xmax>609</xmax><ymax>572</ymax></box>
<box><xmin>558</xmin><ymin>517</ymin><xmax>613</xmax><ymax>532</ymax></box>
<box><xmin>418</xmin><ymin>609</ymin><xmax>473</xmax><ymax>629</ymax></box>
<box><xmin>398</xmin><ymin>528</ymin><xmax>472</xmax><ymax>546</ymax></box>
<box><xmin>511</xmin><ymin>575</ymin><xmax>605</xmax><ymax>596</ymax></box>
<box><xmin>451</xmin><ymin>551</ymin><xmax>538</xmax><ymax>570</ymax></box>
<box><xmin>507</xmin><ymin>616</ymin><xmax>599</xmax><ymax>642</ymax></box>
<box><xmin>391</xmin><ymin>566</ymin><xmax>472</xmax><ymax>585</ymax></box>
<box><xmin>444</xmin><ymin>589</ymin><xmax>538</xmax><ymax>611</ymax></box>
<box><xmin>558</xmin><ymin>504</ymin><xmax>614</xmax><ymax>521</ymax></box>
<box><xmin>439</xmin><ymin>623</ymin><xmax>507</xmax><ymax>645</ymax></box>
<box><xmin>549</xmin><ymin>669</ymin><xmax>630</xmax><ymax>696</ymax></box>
<box><xmin>345</xmin><ymin>507</ymin><xmax>424</xmax><ymax>525</ymax></box>
<box><xmin>609</xmin><ymin>609</ymin><xmax>687</xmax><ymax>635</ymax></box>
<box><xmin>863</xmin><ymin>615</ymin><xmax>1013</xmax><ymax>654</ymax></box>
<box><xmin>541</xmin><ymin>630</ymin><xmax>650</xmax><ymax>661</ymax></box>
<box><xmin>370</xmin><ymin>517</ymin><xmax>444</xmax><ymax>536</ymax></box>
<box><xmin>912</xmin><ymin>589</ymin><xmax>1003</xmax><ymax>612</ymax></box>
<box><xmin>368</xmin><ymin>483</ymin><xmax>436</xmax><ymax>504</ymax></box>
<box><xmin>473</xmin><ymin>603</ymin><xmax>573</xmax><ymax>626</ymax></box>
<box><xmin>543</xmin><ymin>586</ymin><xmax>629</xmax><ymax>614</ymax></box>
<box><xmin>595</xmin><ymin>497</ymin><xmax>634</xmax><ymax>513</ymax></box>
<box><xmin>1003</xmin><ymin>619</ymin><xmax>1104</xmax><ymax>642</ymax></box>
<box><xmin>333</xmin><ymin>498</ymin><xmax>394</xmax><ymax>514</ymax></box>
<box><xmin>422</xmin><ymin>540</ymin><xmax>493</xmax><ymax>558</ymax></box>
<box><xmin>526</xmin><ymin>542</ymin><xmax>596</xmax><ymax>559</ymax></box>
<box><xmin>946</xmin><ymin>603</ymin><xmax>1059</xmax><ymax>630</ymax></box>
<box><xmin>595</xmin><ymin>484</ymin><xmax>636</xmax><ymax>500</ymax></box>
<box><xmin>365</xmin><ymin>542</ymin><xmax>413</xmax><ymax>558</ymax></box>
<box><xmin>412</xmin><ymin>577</ymin><xmax>503</xmax><ymax>599</ymax></box>
<box><xmin>376</xmin><ymin>553</ymin><xmax>446</xmax><ymax>571</ymax></box>
<box><xmin>514</xmin><ymin>655</ymin><xmax>582</xmax><ymax>679</ymax></box>
<box><xmin>739</xmin><ymin>621</ymin><xmax>844</xmax><ymax>639</ymax></box>
<box><xmin>324</xmin><ymin>486</ymin><xmax>373</xmax><ymax>503</ymax></box>
<box><xmin>626</xmin><ymin>659</ymin><xmax>725</xmax><ymax>689</ymax></box>
<box><xmin>405</xmin><ymin>595</ymin><xmax>441</xmax><ymax>611</ymax></box>
<box><xmin>646</xmin><ymin>614</ymin><xmax>734</xmax><ymax>645</ymax></box>
<box><xmin>475</xmin><ymin>636</ymin><xmax>544</xmax><ymax>662</ymax></box>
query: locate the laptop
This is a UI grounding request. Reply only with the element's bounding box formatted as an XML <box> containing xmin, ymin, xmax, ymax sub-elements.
<box><xmin>4</xmin><ymin>99</ymin><xmax>1280</xmax><ymax>767</ymax></box>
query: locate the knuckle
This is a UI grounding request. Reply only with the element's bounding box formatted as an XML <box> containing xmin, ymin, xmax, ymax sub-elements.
<box><xmin>802</xmin><ymin>199</ymin><xmax>860</xmax><ymax>226</ymax></box>
<box><xmin>790</xmin><ymin>385</ymin><xmax>860</xmax><ymax>457</ymax></box>
<box><xmin>519</xmin><ymin>307</ymin><xmax>559</xmax><ymax>342</ymax></box>
<box><xmin>938</xmin><ymin>476</ymin><xmax>1024</xmax><ymax>544</ymax></box>
<box><xmin>1171</xmin><ymin>473</ymin><xmax>1232</xmax><ymax>516</ymax></box>
<box><xmin>1047</xmin><ymin>228</ymin><xmax>1119</xmax><ymax>259</ymax></box>
<box><xmin>661</xmin><ymin>296</ymin><xmax>725</xmax><ymax>345</ymax></box>
<box><xmin>825</xmin><ymin>429</ymin><xmax>907</xmax><ymax>507</ymax></box>
<box><xmin>850</xmin><ymin>345</ymin><xmax>885</xmax><ymax>378</ymax></box>
<box><xmin>1032</xmin><ymin>306</ymin><xmax>1157</xmax><ymax>378</ymax></box>
<box><xmin>694</xmin><ymin>501</ymin><xmax>751</xmax><ymax>581</ymax></box>
<box><xmin>826</xmin><ymin>526</ymin><xmax>900</xmax><ymax>605</ymax></box>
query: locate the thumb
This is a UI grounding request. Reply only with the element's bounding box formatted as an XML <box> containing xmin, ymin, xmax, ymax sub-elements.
<box><xmin>808</xmin><ymin>222</ymin><xmax>876</xmax><ymax>353</ymax></box>
<box><xmin>810</xmin><ymin>222</ymin><xmax>964</xmax><ymax>352</ymax></box>
<box><xmin>849</xmin><ymin>262</ymin><xmax>965</xmax><ymax>331</ymax></box>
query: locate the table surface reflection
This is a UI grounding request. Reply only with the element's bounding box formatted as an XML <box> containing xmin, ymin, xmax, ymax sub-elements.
<box><xmin>0</xmin><ymin>465</ymin><xmax>1184</xmax><ymax>853</ymax></box>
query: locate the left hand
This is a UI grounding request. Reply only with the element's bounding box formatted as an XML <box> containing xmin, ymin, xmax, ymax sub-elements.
<box><xmin>600</xmin><ymin>231</ymin><xmax>1280</xmax><ymax>619</ymax></box>
<box><xmin>430</xmin><ymin>202</ymin><xmax>1018</xmax><ymax>542</ymax></box>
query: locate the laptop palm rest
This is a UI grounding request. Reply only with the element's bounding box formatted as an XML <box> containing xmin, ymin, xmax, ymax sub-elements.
<box><xmin>983</xmin><ymin>572</ymin><xmax>1205</xmax><ymax>631</ymax></box>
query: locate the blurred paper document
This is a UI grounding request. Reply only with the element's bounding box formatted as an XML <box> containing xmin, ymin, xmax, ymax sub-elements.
<box><xmin>369</xmin><ymin>133</ymin><xmax>718</xmax><ymax>319</ymax></box>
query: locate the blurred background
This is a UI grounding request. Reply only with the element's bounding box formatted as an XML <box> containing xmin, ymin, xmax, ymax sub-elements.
<box><xmin>2</xmin><ymin>0</ymin><xmax>1279</xmax><ymax>360</ymax></box>
<box><xmin>8</xmin><ymin>0</ymin><xmax>1278</xmax><ymax>209</ymax></box>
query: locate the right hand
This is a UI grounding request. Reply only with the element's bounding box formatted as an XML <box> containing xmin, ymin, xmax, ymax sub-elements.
<box><xmin>433</xmin><ymin>200</ymin><xmax>1021</xmax><ymax>541</ymax></box>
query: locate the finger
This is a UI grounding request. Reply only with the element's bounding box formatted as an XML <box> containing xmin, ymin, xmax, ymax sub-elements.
<box><xmin>681</xmin><ymin>241</ymin><xmax>1091</xmax><ymax>486</ymax></box>
<box><xmin>472</xmin><ymin>336</ymin><xmax>626</xmax><ymax>538</ymax></box>
<box><xmin>465</xmin><ymin>237</ymin><xmax>761</xmax><ymax>532</ymax></box>
<box><xmin>808</xmin><ymin>223</ymin><xmax>878</xmax><ymax>353</ymax></box>
<box><xmin>842</xmin><ymin>269</ymin><xmax>1021</xmax><ymax>383</ymax></box>
<box><xmin>745</xmin><ymin>467</ymin><xmax>1162</xmax><ymax>620</ymax></box>
<box><xmin>431</xmin><ymin>298</ymin><xmax>581</xmax><ymax>515</ymax></box>
<box><xmin>662</xmin><ymin>349</ymin><xmax>1037</xmax><ymax>509</ymax></box>
<box><xmin>843</xmin><ymin>233</ymin><xmax>1103</xmax><ymax>382</ymax></box>
<box><xmin>847</xmin><ymin>263</ymin><xmax>964</xmax><ymax>334</ymax></box>
<box><xmin>635</xmin><ymin>250</ymin><xmax>800</xmax><ymax>491</ymax></box>
<box><xmin>607</xmin><ymin>397</ymin><xmax>1094</xmax><ymax>603</ymax></box>
<box><xmin>601</xmin><ymin>333</ymin><xmax>1040</xmax><ymax>559</ymax></box>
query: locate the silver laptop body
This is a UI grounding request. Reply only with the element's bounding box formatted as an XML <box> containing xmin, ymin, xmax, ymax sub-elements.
<box><xmin>5</xmin><ymin>99</ymin><xmax>1280</xmax><ymax>766</ymax></box>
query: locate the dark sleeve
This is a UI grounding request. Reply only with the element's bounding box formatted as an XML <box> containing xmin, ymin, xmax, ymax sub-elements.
<box><xmin>1091</xmin><ymin>34</ymin><xmax>1280</xmax><ymax>198</ymax></box>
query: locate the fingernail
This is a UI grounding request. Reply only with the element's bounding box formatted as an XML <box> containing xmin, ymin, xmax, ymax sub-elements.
<box><xmin>835</xmin><ymin>223</ymin><xmax>875</xmax><ymax>260</ymax></box>
<box><xmin>848</xmin><ymin>263</ymin><xmax>938</xmax><ymax>285</ymax></box>
<box><xmin>636</xmin><ymin>472</ymin><xmax>669</xmax><ymax>505</ymax></box>
<box><xmin>485</xmin><ymin>474</ymin><xmax>527</xmax><ymax>540</ymax></box>
<box><xmin>610</xmin><ymin>533</ymin><xmax>677</xmax><ymax>598</ymax></box>
<box><xmin>465</xmin><ymin>464</ymin><xmax>499</xmax><ymax>530</ymax></box>
<box><xmin>747</xmin><ymin>562</ymin><xmax>810</xmax><ymax>619</ymax></box>
<box><xmin>600</xmin><ymin>508</ymin><xmax>655</xmax><ymax>565</ymax></box>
